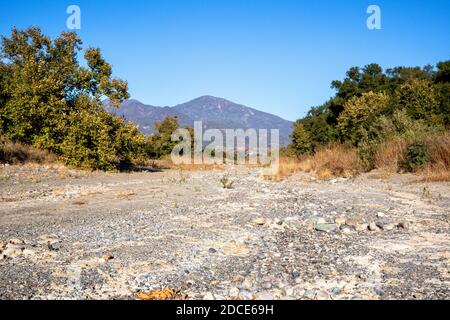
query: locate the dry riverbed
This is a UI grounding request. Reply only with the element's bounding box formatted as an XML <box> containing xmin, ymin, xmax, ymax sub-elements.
<box><xmin>0</xmin><ymin>163</ymin><xmax>449</xmax><ymax>300</ymax></box>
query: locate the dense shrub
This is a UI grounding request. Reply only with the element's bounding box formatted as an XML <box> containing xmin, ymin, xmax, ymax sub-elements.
<box><xmin>289</xmin><ymin>60</ymin><xmax>450</xmax><ymax>175</ymax></box>
<box><xmin>401</xmin><ymin>142</ymin><xmax>430</xmax><ymax>172</ymax></box>
<box><xmin>0</xmin><ymin>27</ymin><xmax>145</xmax><ymax>170</ymax></box>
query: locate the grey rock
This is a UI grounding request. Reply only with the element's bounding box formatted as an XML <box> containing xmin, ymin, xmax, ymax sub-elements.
<box><xmin>254</xmin><ymin>292</ymin><xmax>275</xmax><ymax>300</ymax></box>
<box><xmin>315</xmin><ymin>290</ymin><xmax>331</xmax><ymax>300</ymax></box>
<box><xmin>398</xmin><ymin>221</ymin><xmax>410</xmax><ymax>230</ymax></box>
<box><xmin>203</xmin><ymin>292</ymin><xmax>215</xmax><ymax>300</ymax></box>
<box><xmin>239</xmin><ymin>290</ymin><xmax>254</xmax><ymax>300</ymax></box>
<box><xmin>303</xmin><ymin>289</ymin><xmax>316</xmax><ymax>299</ymax></box>
<box><xmin>315</xmin><ymin>223</ymin><xmax>338</xmax><ymax>233</ymax></box>
<box><xmin>229</xmin><ymin>287</ymin><xmax>240</xmax><ymax>298</ymax></box>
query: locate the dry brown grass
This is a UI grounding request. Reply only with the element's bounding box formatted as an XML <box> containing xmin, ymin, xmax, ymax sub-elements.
<box><xmin>0</xmin><ymin>136</ymin><xmax>56</xmax><ymax>165</ymax></box>
<box><xmin>425</xmin><ymin>131</ymin><xmax>450</xmax><ymax>169</ymax></box>
<box><xmin>263</xmin><ymin>157</ymin><xmax>306</xmax><ymax>181</ymax></box>
<box><xmin>415</xmin><ymin>165</ymin><xmax>450</xmax><ymax>182</ymax></box>
<box><xmin>264</xmin><ymin>144</ymin><xmax>363</xmax><ymax>181</ymax></box>
<box><xmin>308</xmin><ymin>144</ymin><xmax>363</xmax><ymax>180</ymax></box>
<box><xmin>373</xmin><ymin>131</ymin><xmax>450</xmax><ymax>181</ymax></box>
<box><xmin>373</xmin><ymin>138</ymin><xmax>409</xmax><ymax>172</ymax></box>
<box><xmin>147</xmin><ymin>156</ymin><xmax>224</xmax><ymax>171</ymax></box>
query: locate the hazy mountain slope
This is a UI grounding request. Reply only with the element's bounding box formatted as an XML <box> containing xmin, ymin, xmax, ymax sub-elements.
<box><xmin>107</xmin><ymin>100</ymin><xmax>192</xmax><ymax>134</ymax></box>
<box><xmin>173</xmin><ymin>96</ymin><xmax>293</xmax><ymax>145</ymax></box>
<box><xmin>108</xmin><ymin>96</ymin><xmax>293</xmax><ymax>146</ymax></box>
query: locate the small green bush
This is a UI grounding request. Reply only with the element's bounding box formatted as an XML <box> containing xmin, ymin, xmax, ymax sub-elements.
<box><xmin>401</xmin><ymin>142</ymin><xmax>430</xmax><ymax>172</ymax></box>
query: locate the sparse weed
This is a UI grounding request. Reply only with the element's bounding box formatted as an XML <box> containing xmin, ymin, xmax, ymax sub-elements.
<box><xmin>421</xmin><ymin>186</ymin><xmax>432</xmax><ymax>200</ymax></box>
<box><xmin>220</xmin><ymin>173</ymin><xmax>234</xmax><ymax>189</ymax></box>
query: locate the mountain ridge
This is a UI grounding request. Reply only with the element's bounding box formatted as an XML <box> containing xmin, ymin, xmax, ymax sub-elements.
<box><xmin>107</xmin><ymin>96</ymin><xmax>293</xmax><ymax>146</ymax></box>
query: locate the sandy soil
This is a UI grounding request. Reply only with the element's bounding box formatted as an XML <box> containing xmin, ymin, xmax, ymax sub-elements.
<box><xmin>0</xmin><ymin>164</ymin><xmax>449</xmax><ymax>300</ymax></box>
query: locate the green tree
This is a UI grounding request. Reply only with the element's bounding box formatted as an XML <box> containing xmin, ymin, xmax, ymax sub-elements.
<box><xmin>337</xmin><ymin>91</ymin><xmax>389</xmax><ymax>144</ymax></box>
<box><xmin>0</xmin><ymin>27</ymin><xmax>143</xmax><ymax>170</ymax></box>
<box><xmin>289</xmin><ymin>122</ymin><xmax>312</xmax><ymax>156</ymax></box>
<box><xmin>145</xmin><ymin>116</ymin><xmax>182</xmax><ymax>158</ymax></box>
<box><xmin>395</xmin><ymin>78</ymin><xmax>440</xmax><ymax>124</ymax></box>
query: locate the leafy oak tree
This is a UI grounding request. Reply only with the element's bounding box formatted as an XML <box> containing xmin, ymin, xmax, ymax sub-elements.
<box><xmin>289</xmin><ymin>60</ymin><xmax>450</xmax><ymax>171</ymax></box>
<box><xmin>0</xmin><ymin>27</ymin><xmax>144</xmax><ymax>170</ymax></box>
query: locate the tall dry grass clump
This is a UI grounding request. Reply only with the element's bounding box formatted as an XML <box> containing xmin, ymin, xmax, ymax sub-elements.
<box><xmin>0</xmin><ymin>136</ymin><xmax>56</xmax><ymax>164</ymax></box>
<box><xmin>264</xmin><ymin>144</ymin><xmax>362</xmax><ymax>181</ymax></box>
<box><xmin>425</xmin><ymin>131</ymin><xmax>450</xmax><ymax>169</ymax></box>
<box><xmin>262</xmin><ymin>156</ymin><xmax>307</xmax><ymax>181</ymax></box>
<box><xmin>372</xmin><ymin>131</ymin><xmax>450</xmax><ymax>180</ymax></box>
<box><xmin>147</xmin><ymin>155</ymin><xmax>224</xmax><ymax>171</ymax></box>
<box><xmin>417</xmin><ymin>132</ymin><xmax>450</xmax><ymax>182</ymax></box>
<box><xmin>373</xmin><ymin>137</ymin><xmax>409</xmax><ymax>172</ymax></box>
<box><xmin>309</xmin><ymin>144</ymin><xmax>363</xmax><ymax>180</ymax></box>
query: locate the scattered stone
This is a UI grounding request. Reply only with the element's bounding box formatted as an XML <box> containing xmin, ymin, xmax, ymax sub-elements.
<box><xmin>242</xmin><ymin>277</ymin><xmax>254</xmax><ymax>290</ymax></box>
<box><xmin>254</xmin><ymin>292</ymin><xmax>274</xmax><ymax>300</ymax></box>
<box><xmin>398</xmin><ymin>221</ymin><xmax>410</xmax><ymax>230</ymax></box>
<box><xmin>368</xmin><ymin>222</ymin><xmax>379</xmax><ymax>231</ymax></box>
<box><xmin>342</xmin><ymin>227</ymin><xmax>352</xmax><ymax>234</ymax></box>
<box><xmin>303</xmin><ymin>289</ymin><xmax>316</xmax><ymax>299</ymax></box>
<box><xmin>335</xmin><ymin>217</ymin><xmax>346</xmax><ymax>225</ymax></box>
<box><xmin>292</xmin><ymin>285</ymin><xmax>306</xmax><ymax>297</ymax></box>
<box><xmin>261</xmin><ymin>282</ymin><xmax>272</xmax><ymax>289</ymax></box>
<box><xmin>203</xmin><ymin>292</ymin><xmax>215</xmax><ymax>300</ymax></box>
<box><xmin>252</xmin><ymin>218</ymin><xmax>266</xmax><ymax>226</ymax></box>
<box><xmin>376</xmin><ymin>219</ymin><xmax>395</xmax><ymax>230</ymax></box>
<box><xmin>355</xmin><ymin>223</ymin><xmax>369</xmax><ymax>232</ymax></box>
<box><xmin>315</xmin><ymin>290</ymin><xmax>331</xmax><ymax>300</ymax></box>
<box><xmin>374</xmin><ymin>287</ymin><xmax>384</xmax><ymax>297</ymax></box>
<box><xmin>47</xmin><ymin>241</ymin><xmax>61</xmax><ymax>251</ymax></box>
<box><xmin>316</xmin><ymin>217</ymin><xmax>327</xmax><ymax>224</ymax></box>
<box><xmin>285</xmin><ymin>287</ymin><xmax>294</xmax><ymax>296</ymax></box>
<box><xmin>100</xmin><ymin>255</ymin><xmax>114</xmax><ymax>263</ymax></box>
<box><xmin>22</xmin><ymin>249</ymin><xmax>35</xmax><ymax>257</ymax></box>
<box><xmin>229</xmin><ymin>287</ymin><xmax>240</xmax><ymax>298</ymax></box>
<box><xmin>331</xmin><ymin>287</ymin><xmax>341</xmax><ymax>295</ymax></box>
<box><xmin>315</xmin><ymin>223</ymin><xmax>338</xmax><ymax>233</ymax></box>
<box><xmin>239</xmin><ymin>290</ymin><xmax>254</xmax><ymax>300</ymax></box>
<box><xmin>383</xmin><ymin>223</ymin><xmax>397</xmax><ymax>231</ymax></box>
<box><xmin>8</xmin><ymin>239</ymin><xmax>25</xmax><ymax>245</ymax></box>
<box><xmin>232</xmin><ymin>275</ymin><xmax>244</xmax><ymax>282</ymax></box>
<box><xmin>208</xmin><ymin>248</ymin><xmax>217</xmax><ymax>254</ymax></box>
<box><xmin>377</xmin><ymin>212</ymin><xmax>385</xmax><ymax>218</ymax></box>
<box><xmin>345</xmin><ymin>217</ymin><xmax>364</xmax><ymax>227</ymax></box>
<box><xmin>1</xmin><ymin>247</ymin><xmax>23</xmax><ymax>258</ymax></box>
<box><xmin>283</xmin><ymin>217</ymin><xmax>302</xmax><ymax>229</ymax></box>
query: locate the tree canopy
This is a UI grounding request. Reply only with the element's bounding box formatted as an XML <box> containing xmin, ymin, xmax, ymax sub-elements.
<box><xmin>289</xmin><ymin>61</ymin><xmax>450</xmax><ymax>160</ymax></box>
<box><xmin>0</xmin><ymin>27</ymin><xmax>144</xmax><ymax>170</ymax></box>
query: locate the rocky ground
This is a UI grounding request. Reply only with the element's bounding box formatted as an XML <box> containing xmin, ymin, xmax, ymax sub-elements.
<box><xmin>0</xmin><ymin>163</ymin><xmax>449</xmax><ymax>300</ymax></box>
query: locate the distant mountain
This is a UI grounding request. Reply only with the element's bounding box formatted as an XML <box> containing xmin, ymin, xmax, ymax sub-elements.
<box><xmin>107</xmin><ymin>96</ymin><xmax>293</xmax><ymax>146</ymax></box>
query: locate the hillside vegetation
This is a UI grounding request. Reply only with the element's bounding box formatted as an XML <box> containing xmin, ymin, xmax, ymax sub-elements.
<box><xmin>288</xmin><ymin>61</ymin><xmax>450</xmax><ymax>178</ymax></box>
<box><xmin>0</xmin><ymin>27</ymin><xmax>146</xmax><ymax>170</ymax></box>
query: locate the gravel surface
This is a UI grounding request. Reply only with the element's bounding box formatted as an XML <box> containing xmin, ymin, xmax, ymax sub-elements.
<box><xmin>0</xmin><ymin>163</ymin><xmax>449</xmax><ymax>300</ymax></box>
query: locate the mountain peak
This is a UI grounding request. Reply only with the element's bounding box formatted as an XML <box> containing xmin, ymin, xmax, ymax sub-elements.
<box><xmin>109</xmin><ymin>96</ymin><xmax>293</xmax><ymax>146</ymax></box>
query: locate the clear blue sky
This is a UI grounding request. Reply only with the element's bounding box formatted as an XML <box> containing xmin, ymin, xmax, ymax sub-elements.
<box><xmin>1</xmin><ymin>0</ymin><xmax>449</xmax><ymax>121</ymax></box>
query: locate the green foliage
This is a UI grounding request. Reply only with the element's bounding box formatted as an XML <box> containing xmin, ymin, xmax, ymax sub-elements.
<box><xmin>144</xmin><ymin>116</ymin><xmax>193</xmax><ymax>159</ymax></box>
<box><xmin>0</xmin><ymin>27</ymin><xmax>144</xmax><ymax>170</ymax></box>
<box><xmin>401</xmin><ymin>142</ymin><xmax>430</xmax><ymax>172</ymax></box>
<box><xmin>289</xmin><ymin>60</ymin><xmax>450</xmax><ymax>171</ymax></box>
<box><xmin>289</xmin><ymin>122</ymin><xmax>312</xmax><ymax>156</ymax></box>
<box><xmin>395</xmin><ymin>79</ymin><xmax>440</xmax><ymax>123</ymax></box>
<box><xmin>337</xmin><ymin>91</ymin><xmax>389</xmax><ymax>144</ymax></box>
